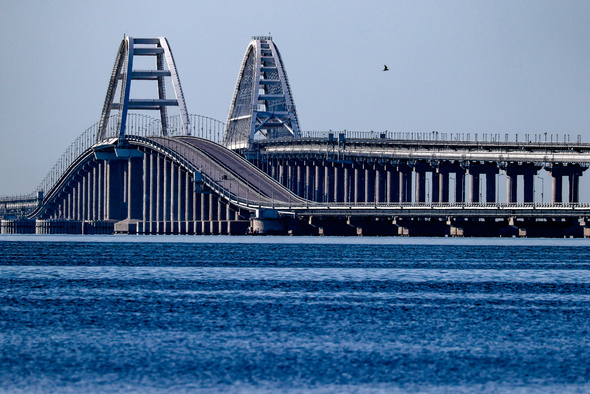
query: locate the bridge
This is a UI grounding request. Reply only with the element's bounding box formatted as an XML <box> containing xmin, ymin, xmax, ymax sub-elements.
<box><xmin>2</xmin><ymin>36</ymin><xmax>590</xmax><ymax>237</ymax></box>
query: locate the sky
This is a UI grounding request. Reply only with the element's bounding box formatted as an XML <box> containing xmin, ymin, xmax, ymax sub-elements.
<box><xmin>1</xmin><ymin>0</ymin><xmax>589</xmax><ymax>196</ymax></box>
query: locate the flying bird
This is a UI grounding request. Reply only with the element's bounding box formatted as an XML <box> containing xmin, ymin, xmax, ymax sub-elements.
<box><xmin>383</xmin><ymin>65</ymin><xmax>389</xmax><ymax>71</ymax></box>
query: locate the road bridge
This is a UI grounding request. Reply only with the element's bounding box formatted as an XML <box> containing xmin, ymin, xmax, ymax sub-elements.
<box><xmin>252</xmin><ymin>134</ymin><xmax>589</xmax><ymax>206</ymax></box>
<box><xmin>2</xmin><ymin>36</ymin><xmax>590</xmax><ymax>237</ymax></box>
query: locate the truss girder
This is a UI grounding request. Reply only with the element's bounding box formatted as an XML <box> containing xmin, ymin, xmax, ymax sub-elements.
<box><xmin>96</xmin><ymin>36</ymin><xmax>190</xmax><ymax>143</ymax></box>
<box><xmin>223</xmin><ymin>36</ymin><xmax>300</xmax><ymax>150</ymax></box>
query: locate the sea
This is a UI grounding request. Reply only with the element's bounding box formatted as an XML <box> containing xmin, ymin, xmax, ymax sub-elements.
<box><xmin>1</xmin><ymin>235</ymin><xmax>590</xmax><ymax>393</ymax></box>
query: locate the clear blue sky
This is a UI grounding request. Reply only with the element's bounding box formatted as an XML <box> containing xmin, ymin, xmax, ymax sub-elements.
<box><xmin>1</xmin><ymin>0</ymin><xmax>589</xmax><ymax>195</ymax></box>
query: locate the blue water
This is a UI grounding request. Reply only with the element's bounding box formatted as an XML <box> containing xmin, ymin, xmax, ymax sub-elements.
<box><xmin>1</xmin><ymin>235</ymin><xmax>590</xmax><ymax>393</ymax></box>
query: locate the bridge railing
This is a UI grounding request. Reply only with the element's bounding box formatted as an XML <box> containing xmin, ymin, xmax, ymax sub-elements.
<box><xmin>296</xmin><ymin>130</ymin><xmax>583</xmax><ymax>146</ymax></box>
<box><xmin>100</xmin><ymin>114</ymin><xmax>225</xmax><ymax>143</ymax></box>
<box><xmin>0</xmin><ymin>114</ymin><xmax>225</xmax><ymax>207</ymax></box>
<box><xmin>273</xmin><ymin>201</ymin><xmax>590</xmax><ymax>211</ymax></box>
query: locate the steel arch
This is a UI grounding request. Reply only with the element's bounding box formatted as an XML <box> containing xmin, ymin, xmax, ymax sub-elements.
<box><xmin>96</xmin><ymin>36</ymin><xmax>190</xmax><ymax>143</ymax></box>
<box><xmin>223</xmin><ymin>36</ymin><xmax>300</xmax><ymax>150</ymax></box>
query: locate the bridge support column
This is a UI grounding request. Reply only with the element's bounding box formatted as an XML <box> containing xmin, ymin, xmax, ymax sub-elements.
<box><xmin>506</xmin><ymin>164</ymin><xmax>541</xmax><ymax>203</ymax></box>
<box><xmin>548</xmin><ymin>164</ymin><xmax>587</xmax><ymax>203</ymax></box>
<box><xmin>143</xmin><ymin>152</ymin><xmax>151</xmax><ymax>223</ymax></box>
<box><xmin>398</xmin><ymin>164</ymin><xmax>412</xmax><ymax>203</ymax></box>
<box><xmin>440</xmin><ymin>171</ymin><xmax>450</xmax><ymax>203</ymax></box>
<box><xmin>296</xmin><ymin>160</ymin><xmax>305</xmax><ymax>197</ymax></box>
<box><xmin>343</xmin><ymin>166</ymin><xmax>352</xmax><ymax>203</ymax></box>
<box><xmin>128</xmin><ymin>158</ymin><xmax>143</xmax><ymax>220</ymax></box>
<box><xmin>107</xmin><ymin>160</ymin><xmax>126</xmax><ymax>220</ymax></box>
<box><xmin>315</xmin><ymin>163</ymin><xmax>325</xmax><ymax>202</ymax></box>
<box><xmin>365</xmin><ymin>163</ymin><xmax>376</xmax><ymax>203</ymax></box>
<box><xmin>169</xmin><ymin>163</ymin><xmax>177</xmax><ymax>222</ymax></box>
<box><xmin>334</xmin><ymin>164</ymin><xmax>345</xmax><ymax>202</ymax></box>
<box><xmin>99</xmin><ymin>161</ymin><xmax>106</xmax><ymax>220</ymax></box>
<box><xmin>470</xmin><ymin>172</ymin><xmax>480</xmax><ymax>203</ymax></box>
<box><xmin>354</xmin><ymin>163</ymin><xmax>366</xmax><ymax>203</ymax></box>
<box><xmin>455</xmin><ymin>168</ymin><xmax>466</xmax><ymax>203</ymax></box>
<box><xmin>278</xmin><ymin>160</ymin><xmax>286</xmax><ymax>188</ymax></box>
<box><xmin>323</xmin><ymin>165</ymin><xmax>333</xmax><ymax>203</ymax></box>
<box><xmin>414</xmin><ymin>163</ymin><xmax>430</xmax><ymax>203</ymax></box>
<box><xmin>375</xmin><ymin>164</ymin><xmax>387</xmax><ymax>204</ymax></box>
<box><xmin>431</xmin><ymin>169</ymin><xmax>440</xmax><ymax>203</ymax></box>
<box><xmin>468</xmin><ymin>164</ymin><xmax>499</xmax><ymax>203</ymax></box>
<box><xmin>486</xmin><ymin>172</ymin><xmax>497</xmax><ymax>203</ymax></box>
<box><xmin>523</xmin><ymin>172</ymin><xmax>535</xmax><ymax>203</ymax></box>
<box><xmin>90</xmin><ymin>163</ymin><xmax>98</xmax><ymax>220</ymax></box>
<box><xmin>385</xmin><ymin>163</ymin><xmax>399</xmax><ymax>203</ymax></box>
<box><xmin>570</xmin><ymin>172</ymin><xmax>581</xmax><ymax>203</ymax></box>
<box><xmin>506</xmin><ymin>166</ymin><xmax>518</xmax><ymax>203</ymax></box>
<box><xmin>303</xmin><ymin>160</ymin><xmax>315</xmax><ymax>200</ymax></box>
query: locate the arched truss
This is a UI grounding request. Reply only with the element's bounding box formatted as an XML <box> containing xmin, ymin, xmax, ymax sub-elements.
<box><xmin>223</xmin><ymin>36</ymin><xmax>300</xmax><ymax>150</ymax></box>
<box><xmin>96</xmin><ymin>37</ymin><xmax>190</xmax><ymax>143</ymax></box>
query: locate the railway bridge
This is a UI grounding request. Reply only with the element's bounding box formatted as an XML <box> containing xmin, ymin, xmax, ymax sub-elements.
<box><xmin>2</xmin><ymin>36</ymin><xmax>590</xmax><ymax>237</ymax></box>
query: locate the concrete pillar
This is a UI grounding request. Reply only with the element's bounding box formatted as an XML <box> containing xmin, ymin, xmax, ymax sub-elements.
<box><xmin>344</xmin><ymin>165</ymin><xmax>352</xmax><ymax>203</ymax></box>
<box><xmin>315</xmin><ymin>162</ymin><xmax>324</xmax><ymax>202</ymax></box>
<box><xmin>569</xmin><ymin>172</ymin><xmax>580</xmax><ymax>203</ymax></box>
<box><xmin>385</xmin><ymin>163</ymin><xmax>399</xmax><ymax>203</ymax></box>
<box><xmin>398</xmin><ymin>164</ymin><xmax>412</xmax><ymax>203</ymax></box>
<box><xmin>201</xmin><ymin>192</ymin><xmax>209</xmax><ymax>221</ymax></box>
<box><xmin>156</xmin><ymin>155</ymin><xmax>163</xmax><ymax>222</ymax></box>
<box><xmin>354</xmin><ymin>163</ymin><xmax>365</xmax><ymax>203</ymax></box>
<box><xmin>143</xmin><ymin>152</ymin><xmax>151</xmax><ymax>222</ymax></box>
<box><xmin>552</xmin><ymin>173</ymin><xmax>563</xmax><ymax>203</ymax></box>
<box><xmin>107</xmin><ymin>160</ymin><xmax>125</xmax><ymax>220</ymax></box>
<box><xmin>428</xmin><ymin>170</ymin><xmax>437</xmax><ymax>203</ymax></box>
<box><xmin>506</xmin><ymin>167</ymin><xmax>518</xmax><ymax>203</ymax></box>
<box><xmin>81</xmin><ymin>169</ymin><xmax>88</xmax><ymax>220</ymax></box>
<box><xmin>210</xmin><ymin>194</ymin><xmax>217</xmax><ymax>221</ymax></box>
<box><xmin>365</xmin><ymin>164</ymin><xmax>375</xmax><ymax>203</ymax></box>
<box><xmin>164</xmin><ymin>159</ymin><xmax>172</xmax><ymax>221</ymax></box>
<box><xmin>523</xmin><ymin>172</ymin><xmax>535</xmax><ymax>203</ymax></box>
<box><xmin>278</xmin><ymin>161</ymin><xmax>285</xmax><ymax>187</ymax></box>
<box><xmin>415</xmin><ymin>170</ymin><xmax>426</xmax><ymax>203</ymax></box>
<box><xmin>169</xmin><ymin>162</ymin><xmax>177</xmax><ymax>221</ymax></box>
<box><xmin>81</xmin><ymin>172</ymin><xmax>87</xmax><ymax>220</ymax></box>
<box><xmin>375</xmin><ymin>164</ymin><xmax>386</xmax><ymax>204</ymax></box>
<box><xmin>186</xmin><ymin>171</ymin><xmax>194</xmax><ymax>222</ymax></box>
<box><xmin>304</xmin><ymin>161</ymin><xmax>314</xmax><ymax>201</ymax></box>
<box><xmin>334</xmin><ymin>164</ymin><xmax>345</xmax><ymax>202</ymax></box>
<box><xmin>469</xmin><ymin>172</ymin><xmax>480</xmax><ymax>203</ymax></box>
<box><xmin>486</xmin><ymin>172</ymin><xmax>496</xmax><ymax>203</ymax></box>
<box><xmin>296</xmin><ymin>160</ymin><xmax>305</xmax><ymax>197</ymax></box>
<box><xmin>440</xmin><ymin>171</ymin><xmax>450</xmax><ymax>203</ymax></box>
<box><xmin>91</xmin><ymin>164</ymin><xmax>97</xmax><ymax>220</ymax></box>
<box><xmin>128</xmin><ymin>158</ymin><xmax>143</xmax><ymax>220</ymax></box>
<box><xmin>324</xmin><ymin>165</ymin><xmax>333</xmax><ymax>203</ymax></box>
<box><xmin>97</xmin><ymin>161</ymin><xmax>104</xmax><ymax>220</ymax></box>
<box><xmin>455</xmin><ymin>168</ymin><xmax>466</xmax><ymax>203</ymax></box>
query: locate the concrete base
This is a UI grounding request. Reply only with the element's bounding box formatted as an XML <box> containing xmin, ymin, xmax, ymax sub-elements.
<box><xmin>114</xmin><ymin>219</ymin><xmax>140</xmax><ymax>234</ymax></box>
<box><xmin>1</xmin><ymin>219</ymin><xmax>36</xmax><ymax>234</ymax></box>
<box><xmin>249</xmin><ymin>218</ymin><xmax>287</xmax><ymax>235</ymax></box>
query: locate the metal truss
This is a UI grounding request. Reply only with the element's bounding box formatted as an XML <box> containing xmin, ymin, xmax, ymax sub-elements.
<box><xmin>96</xmin><ymin>36</ymin><xmax>190</xmax><ymax>143</ymax></box>
<box><xmin>223</xmin><ymin>36</ymin><xmax>300</xmax><ymax>150</ymax></box>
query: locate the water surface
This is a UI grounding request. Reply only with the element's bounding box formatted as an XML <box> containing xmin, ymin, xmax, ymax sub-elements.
<box><xmin>1</xmin><ymin>235</ymin><xmax>589</xmax><ymax>392</ymax></box>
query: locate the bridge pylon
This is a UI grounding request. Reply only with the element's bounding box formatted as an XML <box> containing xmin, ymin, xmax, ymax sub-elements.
<box><xmin>96</xmin><ymin>36</ymin><xmax>190</xmax><ymax>143</ymax></box>
<box><xmin>223</xmin><ymin>36</ymin><xmax>300</xmax><ymax>151</ymax></box>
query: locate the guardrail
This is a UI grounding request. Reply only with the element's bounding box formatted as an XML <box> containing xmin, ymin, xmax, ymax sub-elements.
<box><xmin>0</xmin><ymin>114</ymin><xmax>225</xmax><ymax>204</ymax></box>
<box><xmin>296</xmin><ymin>130</ymin><xmax>584</xmax><ymax>147</ymax></box>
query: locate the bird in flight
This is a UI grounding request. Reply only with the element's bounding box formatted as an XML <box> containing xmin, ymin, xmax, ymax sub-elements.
<box><xmin>383</xmin><ymin>65</ymin><xmax>389</xmax><ymax>71</ymax></box>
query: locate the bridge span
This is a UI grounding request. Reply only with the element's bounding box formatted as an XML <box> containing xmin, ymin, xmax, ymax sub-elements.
<box><xmin>2</xmin><ymin>35</ymin><xmax>590</xmax><ymax>237</ymax></box>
